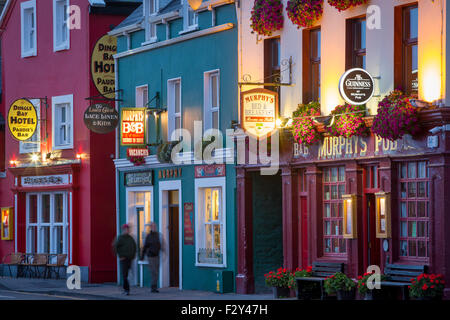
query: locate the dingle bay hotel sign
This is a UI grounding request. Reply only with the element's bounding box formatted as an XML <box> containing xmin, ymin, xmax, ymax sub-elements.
<box><xmin>91</xmin><ymin>35</ymin><xmax>117</xmax><ymax>99</ymax></box>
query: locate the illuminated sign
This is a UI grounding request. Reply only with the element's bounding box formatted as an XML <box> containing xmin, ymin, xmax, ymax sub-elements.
<box><xmin>241</xmin><ymin>88</ymin><xmax>278</xmax><ymax>137</ymax></box>
<box><xmin>339</xmin><ymin>68</ymin><xmax>374</xmax><ymax>105</ymax></box>
<box><xmin>121</xmin><ymin>108</ymin><xmax>146</xmax><ymax>146</ymax></box>
<box><xmin>7</xmin><ymin>99</ymin><xmax>38</xmax><ymax>141</ymax></box>
<box><xmin>91</xmin><ymin>35</ymin><xmax>117</xmax><ymax>99</ymax></box>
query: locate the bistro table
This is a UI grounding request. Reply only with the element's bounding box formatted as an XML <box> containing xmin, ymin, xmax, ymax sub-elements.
<box><xmin>137</xmin><ymin>260</ymin><xmax>148</xmax><ymax>288</ymax></box>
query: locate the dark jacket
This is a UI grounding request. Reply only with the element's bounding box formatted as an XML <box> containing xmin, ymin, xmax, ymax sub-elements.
<box><xmin>114</xmin><ymin>234</ymin><xmax>137</xmax><ymax>260</ymax></box>
<box><xmin>142</xmin><ymin>231</ymin><xmax>161</xmax><ymax>257</ymax></box>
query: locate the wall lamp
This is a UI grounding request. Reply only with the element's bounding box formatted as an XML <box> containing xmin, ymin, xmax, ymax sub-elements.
<box><xmin>375</xmin><ymin>192</ymin><xmax>391</xmax><ymax>238</ymax></box>
<box><xmin>342</xmin><ymin>194</ymin><xmax>357</xmax><ymax>239</ymax></box>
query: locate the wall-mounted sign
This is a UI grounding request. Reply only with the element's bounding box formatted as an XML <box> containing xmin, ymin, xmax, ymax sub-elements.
<box><xmin>1</xmin><ymin>207</ymin><xmax>13</xmax><ymax>241</ymax></box>
<box><xmin>121</xmin><ymin>108</ymin><xmax>146</xmax><ymax>146</ymax></box>
<box><xmin>339</xmin><ymin>68</ymin><xmax>374</xmax><ymax>105</ymax></box>
<box><xmin>195</xmin><ymin>164</ymin><xmax>225</xmax><ymax>178</ymax></box>
<box><xmin>7</xmin><ymin>99</ymin><xmax>38</xmax><ymax>141</ymax></box>
<box><xmin>91</xmin><ymin>34</ymin><xmax>117</xmax><ymax>99</ymax></box>
<box><xmin>158</xmin><ymin>168</ymin><xmax>182</xmax><ymax>179</ymax></box>
<box><xmin>127</xmin><ymin>148</ymin><xmax>149</xmax><ymax>158</ymax></box>
<box><xmin>84</xmin><ymin>103</ymin><xmax>119</xmax><ymax>134</ymax></box>
<box><xmin>21</xmin><ymin>174</ymin><xmax>70</xmax><ymax>187</ymax></box>
<box><xmin>184</xmin><ymin>203</ymin><xmax>195</xmax><ymax>245</ymax></box>
<box><xmin>241</xmin><ymin>88</ymin><xmax>278</xmax><ymax>137</ymax></box>
<box><xmin>125</xmin><ymin>171</ymin><xmax>153</xmax><ymax>187</ymax></box>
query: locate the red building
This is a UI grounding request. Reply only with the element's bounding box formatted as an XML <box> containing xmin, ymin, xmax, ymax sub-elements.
<box><xmin>0</xmin><ymin>0</ymin><xmax>139</xmax><ymax>282</ymax></box>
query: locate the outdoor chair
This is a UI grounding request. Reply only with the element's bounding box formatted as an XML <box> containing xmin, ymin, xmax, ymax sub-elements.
<box><xmin>46</xmin><ymin>254</ymin><xmax>67</xmax><ymax>279</ymax></box>
<box><xmin>21</xmin><ymin>253</ymin><xmax>48</xmax><ymax>278</ymax></box>
<box><xmin>2</xmin><ymin>252</ymin><xmax>24</xmax><ymax>277</ymax></box>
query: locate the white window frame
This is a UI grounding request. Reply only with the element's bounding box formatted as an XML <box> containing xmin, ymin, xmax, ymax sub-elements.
<box><xmin>53</xmin><ymin>0</ymin><xmax>70</xmax><ymax>52</ymax></box>
<box><xmin>19</xmin><ymin>99</ymin><xmax>41</xmax><ymax>154</ymax></box>
<box><xmin>181</xmin><ymin>0</ymin><xmax>198</xmax><ymax>34</ymax></box>
<box><xmin>167</xmin><ymin>78</ymin><xmax>182</xmax><ymax>142</ymax></box>
<box><xmin>136</xmin><ymin>85</ymin><xmax>149</xmax><ymax>108</ymax></box>
<box><xmin>21</xmin><ymin>0</ymin><xmax>37</xmax><ymax>58</ymax></box>
<box><xmin>203</xmin><ymin>69</ymin><xmax>220</xmax><ymax>131</ymax></box>
<box><xmin>195</xmin><ymin>177</ymin><xmax>227</xmax><ymax>268</ymax></box>
<box><xmin>144</xmin><ymin>0</ymin><xmax>158</xmax><ymax>43</ymax></box>
<box><xmin>52</xmin><ymin>94</ymin><xmax>74</xmax><ymax>150</ymax></box>
<box><xmin>26</xmin><ymin>192</ymin><xmax>69</xmax><ymax>260</ymax></box>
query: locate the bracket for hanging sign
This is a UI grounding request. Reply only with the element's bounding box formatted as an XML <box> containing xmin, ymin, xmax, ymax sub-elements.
<box><xmin>85</xmin><ymin>89</ymin><xmax>123</xmax><ymax>102</ymax></box>
<box><xmin>238</xmin><ymin>57</ymin><xmax>294</xmax><ymax>88</ymax></box>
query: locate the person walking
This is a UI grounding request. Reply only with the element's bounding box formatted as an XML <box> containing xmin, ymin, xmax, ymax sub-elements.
<box><xmin>113</xmin><ymin>224</ymin><xmax>136</xmax><ymax>295</ymax></box>
<box><xmin>142</xmin><ymin>222</ymin><xmax>161</xmax><ymax>293</ymax></box>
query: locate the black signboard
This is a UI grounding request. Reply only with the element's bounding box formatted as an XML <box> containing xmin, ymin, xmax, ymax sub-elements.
<box><xmin>83</xmin><ymin>103</ymin><xmax>119</xmax><ymax>134</ymax></box>
<box><xmin>339</xmin><ymin>68</ymin><xmax>374</xmax><ymax>105</ymax></box>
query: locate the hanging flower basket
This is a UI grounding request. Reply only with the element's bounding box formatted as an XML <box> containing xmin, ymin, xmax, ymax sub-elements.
<box><xmin>327</xmin><ymin>104</ymin><xmax>368</xmax><ymax>138</ymax></box>
<box><xmin>327</xmin><ymin>0</ymin><xmax>368</xmax><ymax>12</ymax></box>
<box><xmin>291</xmin><ymin>101</ymin><xmax>322</xmax><ymax>146</ymax></box>
<box><xmin>128</xmin><ymin>155</ymin><xmax>146</xmax><ymax>166</ymax></box>
<box><xmin>371</xmin><ymin>90</ymin><xmax>420</xmax><ymax>141</ymax></box>
<box><xmin>287</xmin><ymin>0</ymin><xmax>323</xmax><ymax>29</ymax></box>
<box><xmin>250</xmin><ymin>0</ymin><xmax>284</xmax><ymax>36</ymax></box>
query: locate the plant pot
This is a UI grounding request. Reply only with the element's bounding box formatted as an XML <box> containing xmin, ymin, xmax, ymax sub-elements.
<box><xmin>337</xmin><ymin>288</ymin><xmax>356</xmax><ymax>300</ymax></box>
<box><xmin>362</xmin><ymin>116</ymin><xmax>374</xmax><ymax>128</ymax></box>
<box><xmin>272</xmin><ymin>286</ymin><xmax>290</xmax><ymax>299</ymax></box>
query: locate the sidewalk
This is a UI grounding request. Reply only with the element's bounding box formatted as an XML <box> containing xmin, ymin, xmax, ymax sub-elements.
<box><xmin>0</xmin><ymin>276</ymin><xmax>276</xmax><ymax>300</ymax></box>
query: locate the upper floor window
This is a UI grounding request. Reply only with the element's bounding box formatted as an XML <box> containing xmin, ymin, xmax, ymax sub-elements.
<box><xmin>21</xmin><ymin>0</ymin><xmax>37</xmax><ymax>58</ymax></box>
<box><xmin>167</xmin><ymin>78</ymin><xmax>181</xmax><ymax>141</ymax></box>
<box><xmin>183</xmin><ymin>0</ymin><xmax>198</xmax><ymax>32</ymax></box>
<box><xmin>303</xmin><ymin>28</ymin><xmax>321</xmax><ymax>103</ymax></box>
<box><xmin>204</xmin><ymin>70</ymin><xmax>220</xmax><ymax>131</ymax></box>
<box><xmin>52</xmin><ymin>94</ymin><xmax>73</xmax><ymax>150</ymax></box>
<box><xmin>264</xmin><ymin>37</ymin><xmax>280</xmax><ymax>91</ymax></box>
<box><xmin>136</xmin><ymin>85</ymin><xmax>149</xmax><ymax>108</ymax></box>
<box><xmin>20</xmin><ymin>99</ymin><xmax>41</xmax><ymax>154</ymax></box>
<box><xmin>346</xmin><ymin>17</ymin><xmax>366</xmax><ymax>69</ymax></box>
<box><xmin>53</xmin><ymin>0</ymin><xmax>70</xmax><ymax>52</ymax></box>
<box><xmin>144</xmin><ymin>0</ymin><xmax>158</xmax><ymax>42</ymax></box>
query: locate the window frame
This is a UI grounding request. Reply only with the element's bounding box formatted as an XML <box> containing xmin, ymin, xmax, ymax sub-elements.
<box><xmin>19</xmin><ymin>99</ymin><xmax>41</xmax><ymax>154</ymax></box>
<box><xmin>181</xmin><ymin>0</ymin><xmax>198</xmax><ymax>33</ymax></box>
<box><xmin>302</xmin><ymin>27</ymin><xmax>321</xmax><ymax>104</ymax></box>
<box><xmin>194</xmin><ymin>177</ymin><xmax>227</xmax><ymax>268</ymax></box>
<box><xmin>21</xmin><ymin>0</ymin><xmax>37</xmax><ymax>58</ymax></box>
<box><xmin>346</xmin><ymin>16</ymin><xmax>366</xmax><ymax>70</ymax></box>
<box><xmin>144</xmin><ymin>0</ymin><xmax>158</xmax><ymax>43</ymax></box>
<box><xmin>52</xmin><ymin>94</ymin><xmax>74</xmax><ymax>150</ymax></box>
<box><xmin>167</xmin><ymin>78</ymin><xmax>182</xmax><ymax>142</ymax></box>
<box><xmin>53</xmin><ymin>0</ymin><xmax>70</xmax><ymax>52</ymax></box>
<box><xmin>264</xmin><ymin>37</ymin><xmax>280</xmax><ymax>91</ymax></box>
<box><xmin>203</xmin><ymin>69</ymin><xmax>220</xmax><ymax>131</ymax></box>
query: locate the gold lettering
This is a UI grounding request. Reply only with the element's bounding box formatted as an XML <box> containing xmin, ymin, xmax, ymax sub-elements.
<box><xmin>338</xmin><ymin>136</ymin><xmax>345</xmax><ymax>156</ymax></box>
<box><xmin>360</xmin><ymin>138</ymin><xmax>368</xmax><ymax>154</ymax></box>
<box><xmin>345</xmin><ymin>137</ymin><xmax>353</xmax><ymax>155</ymax></box>
<box><xmin>318</xmin><ymin>140</ymin><xmax>327</xmax><ymax>159</ymax></box>
<box><xmin>353</xmin><ymin>136</ymin><xmax>359</xmax><ymax>154</ymax></box>
<box><xmin>326</xmin><ymin>138</ymin><xmax>333</xmax><ymax>157</ymax></box>
<box><xmin>391</xmin><ymin>140</ymin><xmax>398</xmax><ymax>151</ymax></box>
<box><xmin>375</xmin><ymin>135</ymin><xmax>383</xmax><ymax>153</ymax></box>
<box><xmin>382</xmin><ymin>139</ymin><xmax>390</xmax><ymax>152</ymax></box>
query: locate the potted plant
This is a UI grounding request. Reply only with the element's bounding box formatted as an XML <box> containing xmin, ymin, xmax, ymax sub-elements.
<box><xmin>250</xmin><ymin>0</ymin><xmax>284</xmax><ymax>36</ymax></box>
<box><xmin>293</xmin><ymin>266</ymin><xmax>317</xmax><ymax>300</ymax></box>
<box><xmin>327</xmin><ymin>104</ymin><xmax>368</xmax><ymax>138</ymax></box>
<box><xmin>371</xmin><ymin>89</ymin><xmax>420</xmax><ymax>141</ymax></box>
<box><xmin>291</xmin><ymin>101</ymin><xmax>322</xmax><ymax>146</ymax></box>
<box><xmin>357</xmin><ymin>272</ymin><xmax>388</xmax><ymax>300</ymax></box>
<box><xmin>128</xmin><ymin>155</ymin><xmax>146</xmax><ymax>166</ymax></box>
<box><xmin>327</xmin><ymin>0</ymin><xmax>368</xmax><ymax>12</ymax></box>
<box><xmin>409</xmin><ymin>273</ymin><xmax>445</xmax><ymax>300</ymax></box>
<box><xmin>287</xmin><ymin>0</ymin><xmax>323</xmax><ymax>29</ymax></box>
<box><xmin>264</xmin><ymin>268</ymin><xmax>292</xmax><ymax>298</ymax></box>
<box><xmin>324</xmin><ymin>272</ymin><xmax>357</xmax><ymax>300</ymax></box>
<box><xmin>156</xmin><ymin>141</ymin><xmax>177</xmax><ymax>163</ymax></box>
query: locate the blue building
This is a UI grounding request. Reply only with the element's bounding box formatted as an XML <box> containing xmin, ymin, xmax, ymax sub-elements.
<box><xmin>110</xmin><ymin>0</ymin><xmax>238</xmax><ymax>292</ymax></box>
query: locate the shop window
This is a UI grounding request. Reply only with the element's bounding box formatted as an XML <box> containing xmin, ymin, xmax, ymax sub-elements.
<box><xmin>196</xmin><ymin>178</ymin><xmax>226</xmax><ymax>267</ymax></box>
<box><xmin>167</xmin><ymin>78</ymin><xmax>181</xmax><ymax>141</ymax></box>
<box><xmin>303</xmin><ymin>28</ymin><xmax>321</xmax><ymax>103</ymax></box>
<box><xmin>52</xmin><ymin>94</ymin><xmax>73</xmax><ymax>150</ymax></box>
<box><xmin>21</xmin><ymin>0</ymin><xmax>37</xmax><ymax>58</ymax></box>
<box><xmin>264</xmin><ymin>37</ymin><xmax>280</xmax><ymax>91</ymax></box>
<box><xmin>323</xmin><ymin>167</ymin><xmax>346</xmax><ymax>255</ymax></box>
<box><xmin>346</xmin><ymin>17</ymin><xmax>366</xmax><ymax>69</ymax></box>
<box><xmin>53</xmin><ymin>0</ymin><xmax>70</xmax><ymax>52</ymax></box>
<box><xmin>399</xmin><ymin>161</ymin><xmax>430</xmax><ymax>259</ymax></box>
<box><xmin>395</xmin><ymin>4</ymin><xmax>418</xmax><ymax>95</ymax></box>
<box><xmin>26</xmin><ymin>192</ymin><xmax>69</xmax><ymax>257</ymax></box>
<box><xmin>204</xmin><ymin>70</ymin><xmax>220</xmax><ymax>131</ymax></box>
<box><xmin>20</xmin><ymin>99</ymin><xmax>41</xmax><ymax>154</ymax></box>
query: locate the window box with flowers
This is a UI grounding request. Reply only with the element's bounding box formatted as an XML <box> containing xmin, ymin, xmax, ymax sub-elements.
<box><xmin>264</xmin><ymin>268</ymin><xmax>293</xmax><ymax>298</ymax></box>
<box><xmin>327</xmin><ymin>104</ymin><xmax>368</xmax><ymax>138</ymax></box>
<box><xmin>250</xmin><ymin>0</ymin><xmax>284</xmax><ymax>37</ymax></box>
<box><xmin>324</xmin><ymin>272</ymin><xmax>357</xmax><ymax>300</ymax></box>
<box><xmin>371</xmin><ymin>90</ymin><xmax>421</xmax><ymax>141</ymax></box>
<box><xmin>328</xmin><ymin>0</ymin><xmax>369</xmax><ymax>12</ymax></box>
<box><xmin>287</xmin><ymin>0</ymin><xmax>323</xmax><ymax>29</ymax></box>
<box><xmin>409</xmin><ymin>273</ymin><xmax>445</xmax><ymax>300</ymax></box>
<box><xmin>357</xmin><ymin>272</ymin><xmax>388</xmax><ymax>300</ymax></box>
<box><xmin>291</xmin><ymin>101</ymin><xmax>322</xmax><ymax>146</ymax></box>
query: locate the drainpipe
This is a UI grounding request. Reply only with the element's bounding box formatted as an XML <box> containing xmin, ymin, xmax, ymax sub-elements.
<box><xmin>114</xmin><ymin>55</ymin><xmax>120</xmax><ymax>284</ymax></box>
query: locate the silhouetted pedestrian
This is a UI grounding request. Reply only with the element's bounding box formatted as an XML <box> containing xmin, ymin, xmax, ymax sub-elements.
<box><xmin>113</xmin><ymin>224</ymin><xmax>136</xmax><ymax>295</ymax></box>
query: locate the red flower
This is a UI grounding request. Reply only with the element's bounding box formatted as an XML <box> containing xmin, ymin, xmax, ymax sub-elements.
<box><xmin>422</xmin><ymin>284</ymin><xmax>428</xmax><ymax>290</ymax></box>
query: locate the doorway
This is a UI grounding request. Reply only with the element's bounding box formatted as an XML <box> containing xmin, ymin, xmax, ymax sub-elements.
<box><xmin>168</xmin><ymin>190</ymin><xmax>179</xmax><ymax>287</ymax></box>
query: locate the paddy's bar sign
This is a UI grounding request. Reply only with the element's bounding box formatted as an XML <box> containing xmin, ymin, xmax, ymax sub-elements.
<box><xmin>121</xmin><ymin>108</ymin><xmax>146</xmax><ymax>146</ymax></box>
<box><xmin>84</xmin><ymin>103</ymin><xmax>119</xmax><ymax>134</ymax></box>
<box><xmin>91</xmin><ymin>35</ymin><xmax>117</xmax><ymax>99</ymax></box>
<box><xmin>7</xmin><ymin>99</ymin><xmax>38</xmax><ymax>141</ymax></box>
<box><xmin>339</xmin><ymin>68</ymin><xmax>374</xmax><ymax>105</ymax></box>
<box><xmin>241</xmin><ymin>88</ymin><xmax>278</xmax><ymax>137</ymax></box>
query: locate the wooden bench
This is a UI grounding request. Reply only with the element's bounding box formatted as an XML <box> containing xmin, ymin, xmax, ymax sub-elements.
<box><xmin>295</xmin><ymin>262</ymin><xmax>345</xmax><ymax>300</ymax></box>
<box><xmin>380</xmin><ymin>263</ymin><xmax>428</xmax><ymax>300</ymax></box>
<box><xmin>2</xmin><ymin>253</ymin><xmax>24</xmax><ymax>277</ymax></box>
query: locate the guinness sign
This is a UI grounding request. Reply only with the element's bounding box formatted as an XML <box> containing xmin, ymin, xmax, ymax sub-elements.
<box><xmin>339</xmin><ymin>68</ymin><xmax>374</xmax><ymax>105</ymax></box>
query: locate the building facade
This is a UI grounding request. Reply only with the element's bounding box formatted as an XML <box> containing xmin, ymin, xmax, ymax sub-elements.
<box><xmin>111</xmin><ymin>0</ymin><xmax>239</xmax><ymax>291</ymax></box>
<box><xmin>0</xmin><ymin>0</ymin><xmax>140</xmax><ymax>282</ymax></box>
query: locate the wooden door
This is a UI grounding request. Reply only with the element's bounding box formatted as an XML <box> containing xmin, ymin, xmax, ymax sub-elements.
<box><xmin>168</xmin><ymin>192</ymin><xmax>179</xmax><ymax>287</ymax></box>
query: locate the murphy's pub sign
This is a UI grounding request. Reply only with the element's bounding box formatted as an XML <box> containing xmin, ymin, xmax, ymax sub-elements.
<box><xmin>294</xmin><ymin>134</ymin><xmax>429</xmax><ymax>160</ymax></box>
<box><xmin>241</xmin><ymin>88</ymin><xmax>278</xmax><ymax>138</ymax></box>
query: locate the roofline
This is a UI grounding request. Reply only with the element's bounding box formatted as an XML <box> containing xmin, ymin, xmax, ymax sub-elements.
<box><xmin>108</xmin><ymin>21</ymin><xmax>143</xmax><ymax>36</ymax></box>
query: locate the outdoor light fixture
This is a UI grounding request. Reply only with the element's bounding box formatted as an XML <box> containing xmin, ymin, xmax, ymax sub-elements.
<box><xmin>76</xmin><ymin>153</ymin><xmax>83</xmax><ymax>160</ymax></box>
<box><xmin>9</xmin><ymin>160</ymin><xmax>17</xmax><ymax>167</ymax></box>
<box><xmin>31</xmin><ymin>154</ymin><xmax>39</xmax><ymax>162</ymax></box>
<box><xmin>342</xmin><ymin>194</ymin><xmax>357</xmax><ymax>239</ymax></box>
<box><xmin>375</xmin><ymin>192</ymin><xmax>391</xmax><ymax>238</ymax></box>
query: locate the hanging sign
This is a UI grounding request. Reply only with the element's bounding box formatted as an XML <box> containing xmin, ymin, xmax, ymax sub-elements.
<box><xmin>83</xmin><ymin>103</ymin><xmax>119</xmax><ymax>134</ymax></box>
<box><xmin>7</xmin><ymin>99</ymin><xmax>38</xmax><ymax>141</ymax></box>
<box><xmin>339</xmin><ymin>68</ymin><xmax>374</xmax><ymax>105</ymax></box>
<box><xmin>184</xmin><ymin>203</ymin><xmax>195</xmax><ymax>245</ymax></box>
<box><xmin>121</xmin><ymin>108</ymin><xmax>146</xmax><ymax>146</ymax></box>
<box><xmin>241</xmin><ymin>88</ymin><xmax>278</xmax><ymax>137</ymax></box>
<box><xmin>91</xmin><ymin>34</ymin><xmax>117</xmax><ymax>99</ymax></box>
